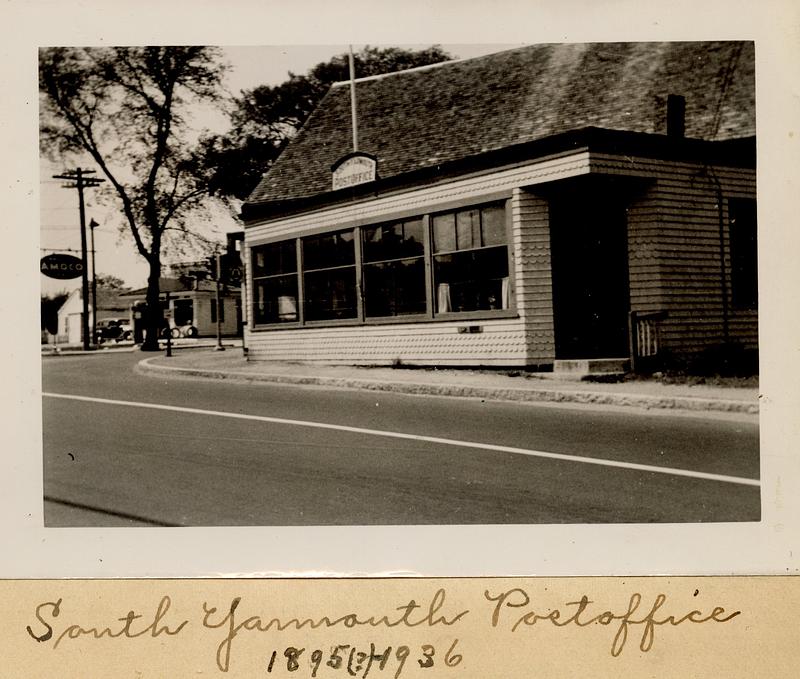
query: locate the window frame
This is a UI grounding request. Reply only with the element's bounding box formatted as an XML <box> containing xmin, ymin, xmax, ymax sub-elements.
<box><xmin>430</xmin><ymin>200</ymin><xmax>515</xmax><ymax>319</ymax></box>
<box><xmin>727</xmin><ymin>197</ymin><xmax>758</xmax><ymax>312</ymax></box>
<box><xmin>301</xmin><ymin>228</ymin><xmax>360</xmax><ymax>325</ymax></box>
<box><xmin>248</xmin><ymin>196</ymin><xmax>516</xmax><ymax>330</ymax></box>
<box><xmin>361</xmin><ymin>216</ymin><xmax>431</xmax><ymax>322</ymax></box>
<box><xmin>250</xmin><ymin>238</ymin><xmax>303</xmax><ymax>326</ymax></box>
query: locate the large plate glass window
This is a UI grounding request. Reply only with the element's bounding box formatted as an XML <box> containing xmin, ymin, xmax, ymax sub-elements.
<box><xmin>251</xmin><ymin>240</ymin><xmax>299</xmax><ymax>323</ymax></box>
<box><xmin>362</xmin><ymin>218</ymin><xmax>426</xmax><ymax>317</ymax></box>
<box><xmin>302</xmin><ymin>230</ymin><xmax>358</xmax><ymax>321</ymax></box>
<box><xmin>432</xmin><ymin>202</ymin><xmax>509</xmax><ymax>313</ymax></box>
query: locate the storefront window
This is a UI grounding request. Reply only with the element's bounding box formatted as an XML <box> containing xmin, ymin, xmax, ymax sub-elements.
<box><xmin>302</xmin><ymin>230</ymin><xmax>357</xmax><ymax>321</ymax></box>
<box><xmin>432</xmin><ymin>203</ymin><xmax>509</xmax><ymax>313</ymax></box>
<box><xmin>250</xmin><ymin>200</ymin><xmax>510</xmax><ymax>326</ymax></box>
<box><xmin>362</xmin><ymin>219</ymin><xmax>426</xmax><ymax>317</ymax></box>
<box><xmin>251</xmin><ymin>240</ymin><xmax>299</xmax><ymax>323</ymax></box>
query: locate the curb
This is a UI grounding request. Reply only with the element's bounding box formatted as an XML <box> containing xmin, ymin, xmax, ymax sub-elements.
<box><xmin>43</xmin><ymin>341</ymin><xmax>241</xmax><ymax>357</ymax></box>
<box><xmin>136</xmin><ymin>358</ymin><xmax>759</xmax><ymax>415</ymax></box>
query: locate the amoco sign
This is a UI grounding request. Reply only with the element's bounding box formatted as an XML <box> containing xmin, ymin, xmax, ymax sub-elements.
<box><xmin>40</xmin><ymin>253</ymin><xmax>84</xmax><ymax>280</ymax></box>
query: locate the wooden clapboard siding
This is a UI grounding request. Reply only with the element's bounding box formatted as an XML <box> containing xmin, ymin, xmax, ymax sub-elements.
<box><xmin>245</xmin><ymin>318</ymin><xmax>528</xmax><ymax>366</ymax></box>
<box><xmin>244</xmin><ymin>149</ymin><xmax>756</xmax><ymax>365</ymax></box>
<box><xmin>512</xmin><ymin>188</ymin><xmax>555</xmax><ymax>363</ymax></box>
<box><xmin>600</xmin><ymin>153</ymin><xmax>758</xmax><ymax>355</ymax></box>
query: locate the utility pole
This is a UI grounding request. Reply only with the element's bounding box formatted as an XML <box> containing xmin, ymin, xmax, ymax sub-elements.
<box><xmin>89</xmin><ymin>218</ymin><xmax>100</xmax><ymax>345</ymax></box>
<box><xmin>348</xmin><ymin>45</ymin><xmax>359</xmax><ymax>152</ymax></box>
<box><xmin>214</xmin><ymin>253</ymin><xmax>225</xmax><ymax>352</ymax></box>
<box><xmin>52</xmin><ymin>168</ymin><xmax>104</xmax><ymax>350</ymax></box>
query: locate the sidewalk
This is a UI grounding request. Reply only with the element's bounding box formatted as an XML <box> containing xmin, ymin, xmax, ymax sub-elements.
<box><xmin>138</xmin><ymin>349</ymin><xmax>759</xmax><ymax>416</ymax></box>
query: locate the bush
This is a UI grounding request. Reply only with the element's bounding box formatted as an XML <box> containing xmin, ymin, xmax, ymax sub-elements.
<box><xmin>690</xmin><ymin>343</ymin><xmax>758</xmax><ymax>377</ymax></box>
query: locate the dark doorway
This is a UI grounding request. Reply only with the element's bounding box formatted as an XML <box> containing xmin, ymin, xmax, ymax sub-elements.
<box><xmin>548</xmin><ymin>178</ymin><xmax>630</xmax><ymax>359</ymax></box>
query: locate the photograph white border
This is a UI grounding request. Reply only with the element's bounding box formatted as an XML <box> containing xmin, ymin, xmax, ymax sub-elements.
<box><xmin>3</xmin><ymin>0</ymin><xmax>798</xmax><ymax>578</ymax></box>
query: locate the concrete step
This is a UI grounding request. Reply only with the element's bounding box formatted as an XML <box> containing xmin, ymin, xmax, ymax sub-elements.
<box><xmin>553</xmin><ymin>358</ymin><xmax>630</xmax><ymax>376</ymax></box>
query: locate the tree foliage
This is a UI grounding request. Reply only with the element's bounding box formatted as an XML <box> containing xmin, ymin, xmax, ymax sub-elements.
<box><xmin>40</xmin><ymin>47</ymin><xmax>227</xmax><ymax>349</ymax></box>
<box><xmin>205</xmin><ymin>45</ymin><xmax>453</xmax><ymax>200</ymax></box>
<box><xmin>41</xmin><ymin>291</ymin><xmax>69</xmax><ymax>334</ymax></box>
<box><xmin>95</xmin><ymin>274</ymin><xmax>129</xmax><ymax>291</ymax></box>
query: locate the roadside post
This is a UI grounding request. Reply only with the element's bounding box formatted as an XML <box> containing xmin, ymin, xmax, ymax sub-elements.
<box><xmin>164</xmin><ymin>291</ymin><xmax>172</xmax><ymax>358</ymax></box>
<box><xmin>88</xmin><ymin>218</ymin><xmax>100</xmax><ymax>347</ymax></box>
<box><xmin>215</xmin><ymin>253</ymin><xmax>225</xmax><ymax>352</ymax></box>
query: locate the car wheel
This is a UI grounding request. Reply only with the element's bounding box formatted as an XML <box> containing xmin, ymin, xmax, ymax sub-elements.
<box><xmin>183</xmin><ymin>325</ymin><xmax>198</xmax><ymax>338</ymax></box>
<box><xmin>170</xmin><ymin>327</ymin><xmax>181</xmax><ymax>339</ymax></box>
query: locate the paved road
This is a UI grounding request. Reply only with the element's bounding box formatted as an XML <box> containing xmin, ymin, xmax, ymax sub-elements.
<box><xmin>42</xmin><ymin>352</ymin><xmax>760</xmax><ymax>526</ymax></box>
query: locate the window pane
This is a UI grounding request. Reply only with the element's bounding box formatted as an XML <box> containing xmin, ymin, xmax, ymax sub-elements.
<box><xmin>432</xmin><ymin>213</ymin><xmax>456</xmax><ymax>252</ymax></box>
<box><xmin>173</xmin><ymin>299</ymin><xmax>193</xmax><ymax>326</ymax></box>
<box><xmin>433</xmin><ymin>246</ymin><xmax>509</xmax><ymax>312</ymax></box>
<box><xmin>456</xmin><ymin>209</ymin><xmax>479</xmax><ymax>250</ymax></box>
<box><xmin>364</xmin><ymin>258</ymin><xmax>427</xmax><ymax>317</ymax></box>
<box><xmin>304</xmin><ymin>267</ymin><xmax>357</xmax><ymax>321</ymax></box>
<box><xmin>252</xmin><ymin>240</ymin><xmax>296</xmax><ymax>278</ymax></box>
<box><xmin>481</xmin><ymin>204</ymin><xmax>506</xmax><ymax>246</ymax></box>
<box><xmin>363</xmin><ymin>219</ymin><xmax>425</xmax><ymax>262</ymax></box>
<box><xmin>303</xmin><ymin>230</ymin><xmax>355</xmax><ymax>270</ymax></box>
<box><xmin>253</xmin><ymin>274</ymin><xmax>299</xmax><ymax>324</ymax></box>
<box><xmin>402</xmin><ymin>219</ymin><xmax>424</xmax><ymax>256</ymax></box>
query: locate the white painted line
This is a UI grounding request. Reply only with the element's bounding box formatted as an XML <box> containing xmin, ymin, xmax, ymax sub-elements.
<box><xmin>43</xmin><ymin>392</ymin><xmax>760</xmax><ymax>488</ymax></box>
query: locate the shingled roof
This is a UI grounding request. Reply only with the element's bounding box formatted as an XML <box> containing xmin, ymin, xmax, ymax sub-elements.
<box><xmin>246</xmin><ymin>42</ymin><xmax>754</xmax><ymax>209</ymax></box>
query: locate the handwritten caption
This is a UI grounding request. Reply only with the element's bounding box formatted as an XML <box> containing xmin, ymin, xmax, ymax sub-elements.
<box><xmin>26</xmin><ymin>587</ymin><xmax>740</xmax><ymax>673</ymax></box>
<box><xmin>265</xmin><ymin>640</ymin><xmax>461</xmax><ymax>678</ymax></box>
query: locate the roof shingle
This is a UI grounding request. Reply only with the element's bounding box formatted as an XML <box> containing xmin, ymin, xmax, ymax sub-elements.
<box><xmin>246</xmin><ymin>42</ymin><xmax>755</xmax><ymax>206</ymax></box>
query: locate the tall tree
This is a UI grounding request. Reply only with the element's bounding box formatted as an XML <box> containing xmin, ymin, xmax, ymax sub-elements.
<box><xmin>205</xmin><ymin>45</ymin><xmax>453</xmax><ymax>201</ymax></box>
<box><xmin>40</xmin><ymin>47</ymin><xmax>227</xmax><ymax>350</ymax></box>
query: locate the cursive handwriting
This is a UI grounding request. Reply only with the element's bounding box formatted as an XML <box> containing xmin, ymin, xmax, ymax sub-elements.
<box><xmin>484</xmin><ymin>588</ymin><xmax>740</xmax><ymax>656</ymax></box>
<box><xmin>26</xmin><ymin>596</ymin><xmax>188</xmax><ymax>649</ymax></box>
<box><xmin>25</xmin><ymin>587</ymin><xmax>744</xmax><ymax>674</ymax></box>
<box><xmin>202</xmin><ymin>588</ymin><xmax>469</xmax><ymax>672</ymax></box>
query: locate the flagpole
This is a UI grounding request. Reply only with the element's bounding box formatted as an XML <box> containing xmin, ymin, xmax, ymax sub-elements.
<box><xmin>348</xmin><ymin>45</ymin><xmax>359</xmax><ymax>152</ymax></box>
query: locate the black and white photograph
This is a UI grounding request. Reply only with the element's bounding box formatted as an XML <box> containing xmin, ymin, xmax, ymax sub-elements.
<box><xmin>38</xmin><ymin>40</ymin><xmax>761</xmax><ymax>529</ymax></box>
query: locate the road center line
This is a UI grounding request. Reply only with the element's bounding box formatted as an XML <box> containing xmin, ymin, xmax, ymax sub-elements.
<box><xmin>43</xmin><ymin>392</ymin><xmax>760</xmax><ymax>487</ymax></box>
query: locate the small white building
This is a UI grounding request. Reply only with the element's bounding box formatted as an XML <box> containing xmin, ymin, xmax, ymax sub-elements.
<box><xmin>120</xmin><ymin>277</ymin><xmax>241</xmax><ymax>338</ymax></box>
<box><xmin>54</xmin><ymin>288</ymin><xmax>129</xmax><ymax>345</ymax></box>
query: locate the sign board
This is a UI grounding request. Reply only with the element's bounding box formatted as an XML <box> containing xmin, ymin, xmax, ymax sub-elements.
<box><xmin>331</xmin><ymin>152</ymin><xmax>377</xmax><ymax>191</ymax></box>
<box><xmin>40</xmin><ymin>253</ymin><xmax>84</xmax><ymax>280</ymax></box>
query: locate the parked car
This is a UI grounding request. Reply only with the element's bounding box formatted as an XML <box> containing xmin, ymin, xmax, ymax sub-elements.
<box><xmin>95</xmin><ymin>318</ymin><xmax>132</xmax><ymax>343</ymax></box>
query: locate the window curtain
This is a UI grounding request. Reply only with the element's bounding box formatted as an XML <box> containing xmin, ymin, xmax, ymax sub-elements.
<box><xmin>501</xmin><ymin>277</ymin><xmax>510</xmax><ymax>310</ymax></box>
<box><xmin>278</xmin><ymin>295</ymin><xmax>297</xmax><ymax>320</ymax></box>
<box><xmin>437</xmin><ymin>283</ymin><xmax>451</xmax><ymax>313</ymax></box>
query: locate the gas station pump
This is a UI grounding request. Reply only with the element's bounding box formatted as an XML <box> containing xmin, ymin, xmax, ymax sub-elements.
<box><xmin>131</xmin><ymin>302</ymin><xmax>147</xmax><ymax>344</ymax></box>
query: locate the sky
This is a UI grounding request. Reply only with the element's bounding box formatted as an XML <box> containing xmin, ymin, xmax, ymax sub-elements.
<box><xmin>40</xmin><ymin>44</ymin><xmax>519</xmax><ymax>297</ymax></box>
